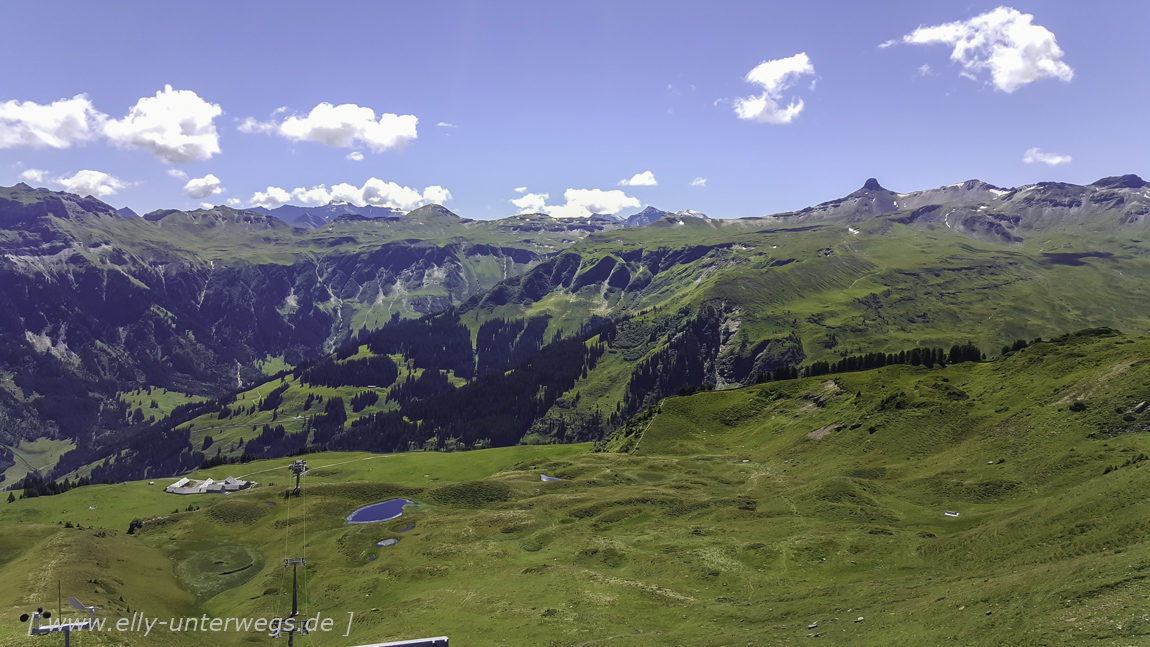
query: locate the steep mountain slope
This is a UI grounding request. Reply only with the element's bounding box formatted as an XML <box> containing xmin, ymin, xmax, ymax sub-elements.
<box><xmin>0</xmin><ymin>184</ymin><xmax>621</xmax><ymax>454</ymax></box>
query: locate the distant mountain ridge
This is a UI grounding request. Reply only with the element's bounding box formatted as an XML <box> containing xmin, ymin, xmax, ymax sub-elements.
<box><xmin>247</xmin><ymin>202</ymin><xmax>405</xmax><ymax>228</ymax></box>
<box><xmin>625</xmin><ymin>206</ymin><xmax>710</xmax><ymax>227</ymax></box>
<box><xmin>759</xmin><ymin>175</ymin><xmax>1150</xmax><ymax>243</ymax></box>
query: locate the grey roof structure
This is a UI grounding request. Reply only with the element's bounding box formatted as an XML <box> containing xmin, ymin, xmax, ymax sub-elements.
<box><xmin>164</xmin><ymin>476</ymin><xmax>254</xmax><ymax>495</ymax></box>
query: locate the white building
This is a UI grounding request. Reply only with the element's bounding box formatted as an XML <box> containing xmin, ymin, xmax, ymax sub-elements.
<box><xmin>165</xmin><ymin>476</ymin><xmax>253</xmax><ymax>495</ymax></box>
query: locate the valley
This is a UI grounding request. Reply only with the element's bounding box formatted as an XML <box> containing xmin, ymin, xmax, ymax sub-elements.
<box><xmin>3</xmin><ymin>175</ymin><xmax>1150</xmax><ymax>486</ymax></box>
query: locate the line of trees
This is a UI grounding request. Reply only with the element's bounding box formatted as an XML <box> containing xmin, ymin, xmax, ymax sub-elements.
<box><xmin>792</xmin><ymin>342</ymin><xmax>985</xmax><ymax>380</ymax></box>
<box><xmin>10</xmin><ymin>472</ymin><xmax>100</xmax><ymax>498</ymax></box>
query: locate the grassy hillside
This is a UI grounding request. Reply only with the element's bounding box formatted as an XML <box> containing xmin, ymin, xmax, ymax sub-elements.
<box><xmin>5</xmin><ymin>329</ymin><xmax>1150</xmax><ymax>645</ymax></box>
<box><xmin>0</xmin><ymin>437</ymin><xmax>75</xmax><ymax>487</ymax></box>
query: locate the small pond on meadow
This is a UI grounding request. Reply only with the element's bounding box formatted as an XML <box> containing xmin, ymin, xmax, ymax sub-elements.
<box><xmin>346</xmin><ymin>498</ymin><xmax>418</xmax><ymax>524</ymax></box>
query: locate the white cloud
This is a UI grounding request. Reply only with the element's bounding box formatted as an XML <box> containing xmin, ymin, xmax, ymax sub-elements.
<box><xmin>514</xmin><ymin>186</ymin><xmax>528</xmax><ymax>193</ymax></box>
<box><xmin>618</xmin><ymin>171</ymin><xmax>658</xmax><ymax>187</ymax></box>
<box><xmin>200</xmin><ymin>202</ymin><xmax>214</xmax><ymax>210</ymax></box>
<box><xmin>54</xmin><ymin>169</ymin><xmax>129</xmax><ymax>197</ymax></box>
<box><xmin>511</xmin><ymin>192</ymin><xmax>549</xmax><ymax>214</ymax></box>
<box><xmin>249</xmin><ymin>178</ymin><xmax>450</xmax><ymax>210</ymax></box>
<box><xmin>346</xmin><ymin>151</ymin><xmax>364</xmax><ymax>162</ymax></box>
<box><xmin>237</xmin><ymin>117</ymin><xmax>276</xmax><ymax>134</ymax></box>
<box><xmin>226</xmin><ymin>198</ymin><xmax>243</xmax><ymax>208</ymax></box>
<box><xmin>917</xmin><ymin>64</ymin><xmax>935</xmax><ymax>77</ymax></box>
<box><xmin>251</xmin><ymin>186</ymin><xmax>293</xmax><ymax>207</ymax></box>
<box><xmin>436</xmin><ymin>122</ymin><xmax>457</xmax><ymax>128</ymax></box>
<box><xmin>18</xmin><ymin>168</ymin><xmax>49</xmax><ymax>183</ymax></box>
<box><xmin>183</xmin><ymin>174</ymin><xmax>224</xmax><ymax>199</ymax></box>
<box><xmin>513</xmin><ymin>188</ymin><xmax>640</xmax><ymax>218</ymax></box>
<box><xmin>889</xmin><ymin>7</ymin><xmax>1073</xmax><ymax>93</ymax></box>
<box><xmin>689</xmin><ymin>177</ymin><xmax>707</xmax><ymax>187</ymax></box>
<box><xmin>734</xmin><ymin>53</ymin><xmax>816</xmax><ymax>124</ymax></box>
<box><xmin>103</xmin><ymin>85</ymin><xmax>223</xmax><ymax>162</ymax></box>
<box><xmin>167</xmin><ymin>168</ymin><xmax>188</xmax><ymax>180</ymax></box>
<box><xmin>1023</xmin><ymin>147</ymin><xmax>1071</xmax><ymax>165</ymax></box>
<box><xmin>292</xmin><ymin>185</ymin><xmax>334</xmax><ymax>205</ymax></box>
<box><xmin>548</xmin><ymin>189</ymin><xmax>640</xmax><ymax>219</ymax></box>
<box><xmin>16</xmin><ymin>167</ymin><xmax>131</xmax><ymax>196</ymax></box>
<box><xmin>355</xmin><ymin>179</ymin><xmax>422</xmax><ymax>208</ymax></box>
<box><xmin>421</xmin><ymin>185</ymin><xmax>452</xmax><ymax>204</ymax></box>
<box><xmin>0</xmin><ymin>94</ymin><xmax>107</xmax><ymax>149</ymax></box>
<box><xmin>245</xmin><ymin>102</ymin><xmax>418</xmax><ymax>152</ymax></box>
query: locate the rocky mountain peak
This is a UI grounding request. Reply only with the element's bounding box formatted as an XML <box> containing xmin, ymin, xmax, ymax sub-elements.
<box><xmin>1091</xmin><ymin>174</ymin><xmax>1148</xmax><ymax>189</ymax></box>
<box><xmin>625</xmin><ymin>206</ymin><xmax>669</xmax><ymax>227</ymax></box>
<box><xmin>402</xmin><ymin>204</ymin><xmax>462</xmax><ymax>222</ymax></box>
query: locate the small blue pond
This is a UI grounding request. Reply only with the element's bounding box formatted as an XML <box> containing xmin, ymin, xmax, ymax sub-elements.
<box><xmin>346</xmin><ymin>498</ymin><xmax>418</xmax><ymax>524</ymax></box>
<box><xmin>541</xmin><ymin>474</ymin><xmax>562</xmax><ymax>482</ymax></box>
<box><xmin>397</xmin><ymin>523</ymin><xmax>415</xmax><ymax>533</ymax></box>
<box><xmin>375</xmin><ymin>538</ymin><xmax>399</xmax><ymax>547</ymax></box>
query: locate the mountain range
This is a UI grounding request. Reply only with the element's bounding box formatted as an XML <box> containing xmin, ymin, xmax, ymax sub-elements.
<box><xmin>1</xmin><ymin>174</ymin><xmax>1148</xmax><ymax>482</ymax></box>
<box><xmin>244</xmin><ymin>200</ymin><xmax>713</xmax><ymax>230</ymax></box>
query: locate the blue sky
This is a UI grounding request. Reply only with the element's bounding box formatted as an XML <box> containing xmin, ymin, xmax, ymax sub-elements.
<box><xmin>1</xmin><ymin>1</ymin><xmax>1146</xmax><ymax>219</ymax></box>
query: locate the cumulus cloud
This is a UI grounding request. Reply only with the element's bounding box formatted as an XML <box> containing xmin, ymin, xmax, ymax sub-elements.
<box><xmin>292</xmin><ymin>185</ymin><xmax>334</xmax><ymax>205</ymax></box>
<box><xmin>54</xmin><ymin>169</ymin><xmax>129</xmax><ymax>197</ymax></box>
<box><xmin>512</xmin><ymin>188</ymin><xmax>640</xmax><ymax>218</ymax></box>
<box><xmin>18</xmin><ymin>168</ymin><xmax>49</xmax><ymax>183</ymax></box>
<box><xmin>1023</xmin><ymin>147</ymin><xmax>1071</xmax><ymax>165</ymax></box>
<box><xmin>226</xmin><ymin>198</ymin><xmax>243</xmax><ymax>208</ymax></box>
<box><xmin>421</xmin><ymin>185</ymin><xmax>452</xmax><ymax>204</ymax></box>
<box><xmin>251</xmin><ymin>186</ymin><xmax>294</xmax><ymax>207</ymax></box>
<box><xmin>689</xmin><ymin>177</ymin><xmax>707</xmax><ymax>187</ymax></box>
<box><xmin>237</xmin><ymin>117</ymin><xmax>276</xmax><ymax>134</ymax></box>
<box><xmin>0</xmin><ymin>87</ymin><xmax>222</xmax><ymax>162</ymax></box>
<box><xmin>346</xmin><ymin>151</ymin><xmax>364</xmax><ymax>161</ymax></box>
<box><xmin>734</xmin><ymin>52</ymin><xmax>816</xmax><ymax>124</ymax></box>
<box><xmin>618</xmin><ymin>171</ymin><xmax>657</xmax><ymax>187</ymax></box>
<box><xmin>19</xmin><ymin>168</ymin><xmax>131</xmax><ymax>196</ymax></box>
<box><xmin>0</xmin><ymin>94</ymin><xmax>107</xmax><ymax>149</ymax></box>
<box><xmin>511</xmin><ymin>192</ymin><xmax>549</xmax><ymax>214</ymax></box>
<box><xmin>103</xmin><ymin>85</ymin><xmax>223</xmax><ymax>162</ymax></box>
<box><xmin>249</xmin><ymin>178</ymin><xmax>450</xmax><ymax>210</ymax></box>
<box><xmin>243</xmin><ymin>102</ymin><xmax>418</xmax><ymax>152</ymax></box>
<box><xmin>184</xmin><ymin>174</ymin><xmax>224</xmax><ymax>199</ymax></box>
<box><xmin>167</xmin><ymin>168</ymin><xmax>188</xmax><ymax>180</ymax></box>
<box><xmin>887</xmin><ymin>7</ymin><xmax>1073</xmax><ymax>93</ymax></box>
